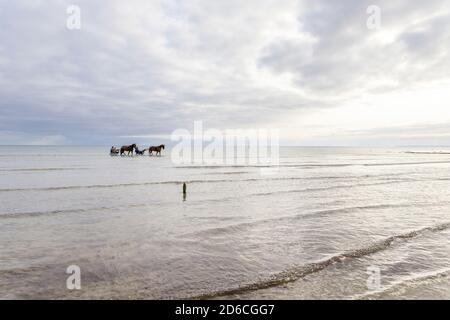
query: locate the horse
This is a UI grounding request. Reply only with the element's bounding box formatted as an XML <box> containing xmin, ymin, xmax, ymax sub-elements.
<box><xmin>134</xmin><ymin>146</ymin><xmax>147</xmax><ymax>155</ymax></box>
<box><xmin>148</xmin><ymin>144</ymin><xmax>165</xmax><ymax>156</ymax></box>
<box><xmin>120</xmin><ymin>144</ymin><xmax>136</xmax><ymax>156</ymax></box>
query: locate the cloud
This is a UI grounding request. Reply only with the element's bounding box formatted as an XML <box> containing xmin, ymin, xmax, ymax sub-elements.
<box><xmin>300</xmin><ymin>122</ymin><xmax>450</xmax><ymax>147</ymax></box>
<box><xmin>0</xmin><ymin>0</ymin><xmax>449</xmax><ymax>145</ymax></box>
<box><xmin>259</xmin><ymin>0</ymin><xmax>450</xmax><ymax>95</ymax></box>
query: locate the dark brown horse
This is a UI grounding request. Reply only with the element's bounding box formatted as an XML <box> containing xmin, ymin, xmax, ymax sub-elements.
<box><xmin>120</xmin><ymin>144</ymin><xmax>136</xmax><ymax>156</ymax></box>
<box><xmin>148</xmin><ymin>144</ymin><xmax>165</xmax><ymax>156</ymax></box>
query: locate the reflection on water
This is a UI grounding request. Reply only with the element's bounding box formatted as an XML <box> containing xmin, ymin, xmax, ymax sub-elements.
<box><xmin>0</xmin><ymin>146</ymin><xmax>449</xmax><ymax>299</ymax></box>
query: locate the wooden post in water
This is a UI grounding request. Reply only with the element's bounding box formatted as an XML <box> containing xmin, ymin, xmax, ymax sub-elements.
<box><xmin>183</xmin><ymin>182</ymin><xmax>187</xmax><ymax>201</ymax></box>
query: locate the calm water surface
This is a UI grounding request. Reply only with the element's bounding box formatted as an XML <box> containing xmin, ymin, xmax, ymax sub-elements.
<box><xmin>0</xmin><ymin>146</ymin><xmax>449</xmax><ymax>299</ymax></box>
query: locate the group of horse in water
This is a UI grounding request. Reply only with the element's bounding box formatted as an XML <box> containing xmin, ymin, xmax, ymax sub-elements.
<box><xmin>110</xmin><ymin>144</ymin><xmax>165</xmax><ymax>156</ymax></box>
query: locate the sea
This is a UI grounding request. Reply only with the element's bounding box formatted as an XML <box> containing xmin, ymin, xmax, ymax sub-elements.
<box><xmin>0</xmin><ymin>146</ymin><xmax>449</xmax><ymax>299</ymax></box>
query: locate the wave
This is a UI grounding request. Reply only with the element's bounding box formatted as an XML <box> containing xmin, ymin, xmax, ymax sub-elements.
<box><xmin>175</xmin><ymin>164</ymin><xmax>352</xmax><ymax>169</ymax></box>
<box><xmin>204</xmin><ymin>171</ymin><xmax>251</xmax><ymax>175</ymax></box>
<box><xmin>362</xmin><ymin>160</ymin><xmax>450</xmax><ymax>167</ymax></box>
<box><xmin>0</xmin><ymin>154</ymin><xmax>100</xmax><ymax>158</ymax></box>
<box><xmin>0</xmin><ymin>208</ymin><xmax>95</xmax><ymax>219</ymax></box>
<box><xmin>197</xmin><ymin>179</ymin><xmax>418</xmax><ymax>204</ymax></box>
<box><xmin>0</xmin><ymin>180</ymin><xmax>421</xmax><ymax>220</ymax></box>
<box><xmin>0</xmin><ymin>168</ymin><xmax>88</xmax><ymax>173</ymax></box>
<box><xmin>4</xmin><ymin>188</ymin><xmax>441</xmax><ymax>222</ymax></box>
<box><xmin>0</xmin><ymin>179</ymin><xmax>234</xmax><ymax>192</ymax></box>
<box><xmin>184</xmin><ymin>201</ymin><xmax>448</xmax><ymax>238</ymax></box>
<box><xmin>251</xmin><ymin>179</ymin><xmax>415</xmax><ymax>197</ymax></box>
<box><xmin>175</xmin><ymin>160</ymin><xmax>450</xmax><ymax>170</ymax></box>
<box><xmin>0</xmin><ymin>203</ymin><xmax>151</xmax><ymax>220</ymax></box>
<box><xmin>1</xmin><ymin>178</ymin><xmax>431</xmax><ymax>220</ymax></box>
<box><xmin>0</xmin><ymin>173</ymin><xmax>415</xmax><ymax>193</ymax></box>
<box><xmin>192</xmin><ymin>222</ymin><xmax>450</xmax><ymax>299</ymax></box>
<box><xmin>405</xmin><ymin>151</ymin><xmax>450</xmax><ymax>155</ymax></box>
<box><xmin>0</xmin><ymin>265</ymin><xmax>50</xmax><ymax>278</ymax></box>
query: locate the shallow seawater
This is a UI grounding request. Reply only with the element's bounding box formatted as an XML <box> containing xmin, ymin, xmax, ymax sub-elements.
<box><xmin>0</xmin><ymin>146</ymin><xmax>449</xmax><ymax>299</ymax></box>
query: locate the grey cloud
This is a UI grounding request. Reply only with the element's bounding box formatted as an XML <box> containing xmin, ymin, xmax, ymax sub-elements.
<box><xmin>259</xmin><ymin>0</ymin><xmax>450</xmax><ymax>95</ymax></box>
<box><xmin>293</xmin><ymin>122</ymin><xmax>450</xmax><ymax>147</ymax></box>
<box><xmin>0</xmin><ymin>0</ymin><xmax>449</xmax><ymax>144</ymax></box>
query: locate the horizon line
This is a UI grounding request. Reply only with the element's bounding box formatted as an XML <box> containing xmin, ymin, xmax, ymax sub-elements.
<box><xmin>1</xmin><ymin>145</ymin><xmax>450</xmax><ymax>148</ymax></box>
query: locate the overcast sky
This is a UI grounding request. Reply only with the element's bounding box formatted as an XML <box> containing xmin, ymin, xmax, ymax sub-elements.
<box><xmin>1</xmin><ymin>0</ymin><xmax>450</xmax><ymax>146</ymax></box>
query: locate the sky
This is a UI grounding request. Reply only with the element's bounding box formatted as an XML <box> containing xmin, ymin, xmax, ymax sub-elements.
<box><xmin>0</xmin><ymin>0</ymin><xmax>450</xmax><ymax>146</ymax></box>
